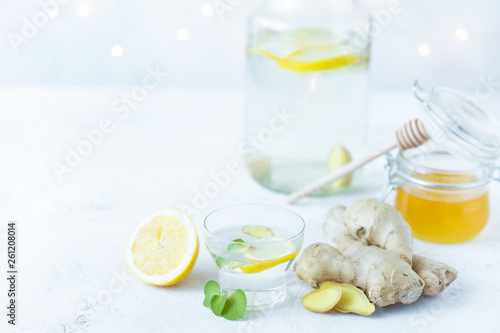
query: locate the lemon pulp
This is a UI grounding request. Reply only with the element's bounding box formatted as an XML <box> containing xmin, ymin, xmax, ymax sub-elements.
<box><xmin>125</xmin><ymin>208</ymin><xmax>199</xmax><ymax>286</ymax></box>
<box><xmin>132</xmin><ymin>216</ymin><xmax>189</xmax><ymax>275</ymax></box>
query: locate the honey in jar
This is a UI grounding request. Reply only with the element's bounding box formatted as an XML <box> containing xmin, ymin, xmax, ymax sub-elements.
<box><xmin>381</xmin><ymin>148</ymin><xmax>498</xmax><ymax>243</ymax></box>
<box><xmin>395</xmin><ymin>172</ymin><xmax>489</xmax><ymax>243</ymax></box>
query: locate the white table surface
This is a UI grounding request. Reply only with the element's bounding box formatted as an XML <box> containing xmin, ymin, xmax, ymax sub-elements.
<box><xmin>1</xmin><ymin>86</ymin><xmax>500</xmax><ymax>333</ymax></box>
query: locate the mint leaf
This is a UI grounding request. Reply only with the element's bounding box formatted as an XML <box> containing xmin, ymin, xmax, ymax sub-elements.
<box><xmin>203</xmin><ymin>280</ymin><xmax>221</xmax><ymax>308</ymax></box>
<box><xmin>227</xmin><ymin>239</ymin><xmax>247</xmax><ymax>252</ymax></box>
<box><xmin>203</xmin><ymin>281</ymin><xmax>247</xmax><ymax>321</ymax></box>
<box><xmin>216</xmin><ymin>257</ymin><xmax>246</xmax><ymax>270</ymax></box>
<box><xmin>209</xmin><ymin>294</ymin><xmax>228</xmax><ymax>316</ymax></box>
<box><xmin>215</xmin><ymin>256</ymin><xmax>228</xmax><ymax>268</ymax></box>
<box><xmin>221</xmin><ymin>289</ymin><xmax>247</xmax><ymax>321</ymax></box>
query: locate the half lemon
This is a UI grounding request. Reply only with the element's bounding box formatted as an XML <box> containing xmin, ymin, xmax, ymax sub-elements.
<box><xmin>125</xmin><ymin>208</ymin><xmax>199</xmax><ymax>286</ymax></box>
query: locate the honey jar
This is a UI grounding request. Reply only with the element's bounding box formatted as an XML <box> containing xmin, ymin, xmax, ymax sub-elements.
<box><xmin>379</xmin><ymin>82</ymin><xmax>500</xmax><ymax>243</ymax></box>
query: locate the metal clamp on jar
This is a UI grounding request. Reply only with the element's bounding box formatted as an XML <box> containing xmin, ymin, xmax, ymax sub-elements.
<box><xmin>379</xmin><ymin>82</ymin><xmax>500</xmax><ymax>244</ymax></box>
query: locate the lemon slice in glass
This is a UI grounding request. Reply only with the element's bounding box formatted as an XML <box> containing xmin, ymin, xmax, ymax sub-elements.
<box><xmin>241</xmin><ymin>237</ymin><xmax>297</xmax><ymax>274</ymax></box>
<box><xmin>240</xmin><ymin>252</ymin><xmax>298</xmax><ymax>274</ymax></box>
<box><xmin>244</xmin><ymin>237</ymin><xmax>296</xmax><ymax>261</ymax></box>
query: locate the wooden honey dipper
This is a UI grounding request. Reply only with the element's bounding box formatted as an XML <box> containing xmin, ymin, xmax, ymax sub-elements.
<box><xmin>287</xmin><ymin>119</ymin><xmax>430</xmax><ymax>204</ymax></box>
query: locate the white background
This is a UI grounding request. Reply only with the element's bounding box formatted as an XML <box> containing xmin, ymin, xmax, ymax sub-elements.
<box><xmin>1</xmin><ymin>1</ymin><xmax>500</xmax><ymax>333</ymax></box>
<box><xmin>1</xmin><ymin>0</ymin><xmax>500</xmax><ymax>90</ymax></box>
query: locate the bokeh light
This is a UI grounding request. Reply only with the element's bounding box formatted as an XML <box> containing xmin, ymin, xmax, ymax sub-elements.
<box><xmin>110</xmin><ymin>45</ymin><xmax>124</xmax><ymax>57</ymax></box>
<box><xmin>455</xmin><ymin>28</ymin><xmax>469</xmax><ymax>42</ymax></box>
<box><xmin>417</xmin><ymin>43</ymin><xmax>431</xmax><ymax>57</ymax></box>
<box><xmin>177</xmin><ymin>29</ymin><xmax>190</xmax><ymax>41</ymax></box>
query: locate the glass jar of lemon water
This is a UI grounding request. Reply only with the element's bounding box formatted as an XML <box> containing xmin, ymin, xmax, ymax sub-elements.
<box><xmin>245</xmin><ymin>0</ymin><xmax>371</xmax><ymax>195</ymax></box>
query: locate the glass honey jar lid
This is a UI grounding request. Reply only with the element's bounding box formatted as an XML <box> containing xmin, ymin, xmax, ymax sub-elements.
<box><xmin>413</xmin><ymin>81</ymin><xmax>500</xmax><ymax>164</ymax></box>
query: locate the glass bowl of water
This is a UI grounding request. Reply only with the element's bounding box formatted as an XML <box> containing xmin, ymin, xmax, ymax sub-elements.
<box><xmin>204</xmin><ymin>204</ymin><xmax>305</xmax><ymax>310</ymax></box>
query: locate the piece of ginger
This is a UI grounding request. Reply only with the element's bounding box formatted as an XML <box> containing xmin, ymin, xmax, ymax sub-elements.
<box><xmin>295</xmin><ymin>199</ymin><xmax>458</xmax><ymax>308</ymax></box>
<box><xmin>295</xmin><ymin>204</ymin><xmax>425</xmax><ymax>307</ymax></box>
<box><xmin>294</xmin><ymin>241</ymin><xmax>423</xmax><ymax>307</ymax></box>
<box><xmin>412</xmin><ymin>255</ymin><xmax>457</xmax><ymax>296</ymax></box>
<box><xmin>320</xmin><ymin>281</ymin><xmax>375</xmax><ymax>315</ymax></box>
<box><xmin>343</xmin><ymin>199</ymin><xmax>413</xmax><ymax>265</ymax></box>
<box><xmin>242</xmin><ymin>225</ymin><xmax>275</xmax><ymax>238</ymax></box>
<box><xmin>327</xmin><ymin>200</ymin><xmax>457</xmax><ymax>297</ymax></box>
<box><xmin>302</xmin><ymin>286</ymin><xmax>342</xmax><ymax>313</ymax></box>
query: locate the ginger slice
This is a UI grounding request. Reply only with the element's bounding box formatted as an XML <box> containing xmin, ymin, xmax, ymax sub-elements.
<box><xmin>302</xmin><ymin>286</ymin><xmax>342</xmax><ymax>313</ymax></box>
<box><xmin>320</xmin><ymin>281</ymin><xmax>375</xmax><ymax>315</ymax></box>
<box><xmin>242</xmin><ymin>225</ymin><xmax>275</xmax><ymax>238</ymax></box>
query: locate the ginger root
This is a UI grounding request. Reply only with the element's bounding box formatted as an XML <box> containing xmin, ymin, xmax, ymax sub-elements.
<box><xmin>294</xmin><ymin>242</ymin><xmax>423</xmax><ymax>307</ymax></box>
<box><xmin>302</xmin><ymin>286</ymin><xmax>342</xmax><ymax>313</ymax></box>
<box><xmin>338</xmin><ymin>199</ymin><xmax>458</xmax><ymax>296</ymax></box>
<box><xmin>412</xmin><ymin>255</ymin><xmax>457</xmax><ymax>296</ymax></box>
<box><xmin>320</xmin><ymin>281</ymin><xmax>375</xmax><ymax>315</ymax></box>
<box><xmin>294</xmin><ymin>199</ymin><xmax>458</xmax><ymax>307</ymax></box>
<box><xmin>344</xmin><ymin>199</ymin><xmax>413</xmax><ymax>265</ymax></box>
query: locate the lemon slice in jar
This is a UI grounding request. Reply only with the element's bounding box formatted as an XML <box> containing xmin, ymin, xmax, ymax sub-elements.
<box><xmin>251</xmin><ymin>28</ymin><xmax>361</xmax><ymax>72</ymax></box>
<box><xmin>251</xmin><ymin>42</ymin><xmax>301</xmax><ymax>60</ymax></box>
<box><xmin>283</xmin><ymin>28</ymin><xmax>338</xmax><ymax>47</ymax></box>
<box><xmin>276</xmin><ymin>47</ymin><xmax>360</xmax><ymax>72</ymax></box>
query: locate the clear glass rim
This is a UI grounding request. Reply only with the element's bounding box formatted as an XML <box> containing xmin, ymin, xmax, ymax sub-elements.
<box><xmin>203</xmin><ymin>203</ymin><xmax>305</xmax><ymax>244</ymax></box>
<box><xmin>396</xmin><ymin>149</ymin><xmax>495</xmax><ymax>190</ymax></box>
